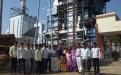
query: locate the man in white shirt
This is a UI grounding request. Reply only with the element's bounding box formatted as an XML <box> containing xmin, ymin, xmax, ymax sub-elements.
<box><xmin>91</xmin><ymin>42</ymin><xmax>101</xmax><ymax>75</ymax></box>
<box><xmin>41</xmin><ymin>44</ymin><xmax>49</xmax><ymax>73</ymax></box>
<box><xmin>17</xmin><ymin>42</ymin><xmax>26</xmax><ymax>74</ymax></box>
<box><xmin>81</xmin><ymin>42</ymin><xmax>91</xmax><ymax>74</ymax></box>
<box><xmin>9</xmin><ymin>41</ymin><xmax>18</xmax><ymax>74</ymax></box>
<box><xmin>75</xmin><ymin>43</ymin><xmax>82</xmax><ymax>72</ymax></box>
<box><xmin>25</xmin><ymin>43</ymin><xmax>31</xmax><ymax>74</ymax></box>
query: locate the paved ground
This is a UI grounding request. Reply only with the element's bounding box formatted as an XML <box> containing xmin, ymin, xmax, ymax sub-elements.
<box><xmin>1</xmin><ymin>58</ymin><xmax>121</xmax><ymax>75</ymax></box>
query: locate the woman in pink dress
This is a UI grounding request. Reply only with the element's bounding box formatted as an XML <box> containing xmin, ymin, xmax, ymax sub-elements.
<box><xmin>71</xmin><ymin>47</ymin><xmax>77</xmax><ymax>71</ymax></box>
<box><xmin>66</xmin><ymin>48</ymin><xmax>72</xmax><ymax>72</ymax></box>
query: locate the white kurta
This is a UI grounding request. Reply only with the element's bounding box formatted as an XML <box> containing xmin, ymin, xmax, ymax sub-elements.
<box><xmin>76</xmin><ymin>57</ymin><xmax>82</xmax><ymax>72</ymax></box>
<box><xmin>76</xmin><ymin>48</ymin><xmax>82</xmax><ymax>72</ymax></box>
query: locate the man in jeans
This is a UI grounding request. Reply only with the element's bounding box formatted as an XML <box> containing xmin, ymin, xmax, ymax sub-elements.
<box><xmin>17</xmin><ymin>42</ymin><xmax>26</xmax><ymax>74</ymax></box>
<box><xmin>9</xmin><ymin>41</ymin><xmax>18</xmax><ymax>75</ymax></box>
<box><xmin>91</xmin><ymin>42</ymin><xmax>101</xmax><ymax>75</ymax></box>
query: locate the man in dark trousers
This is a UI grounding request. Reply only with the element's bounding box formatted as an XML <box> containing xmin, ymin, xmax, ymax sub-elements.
<box><xmin>81</xmin><ymin>42</ymin><xmax>91</xmax><ymax>75</ymax></box>
<box><xmin>91</xmin><ymin>42</ymin><xmax>101</xmax><ymax>75</ymax></box>
<box><xmin>9</xmin><ymin>41</ymin><xmax>18</xmax><ymax>75</ymax></box>
<box><xmin>17</xmin><ymin>42</ymin><xmax>26</xmax><ymax>74</ymax></box>
<box><xmin>41</xmin><ymin>44</ymin><xmax>49</xmax><ymax>73</ymax></box>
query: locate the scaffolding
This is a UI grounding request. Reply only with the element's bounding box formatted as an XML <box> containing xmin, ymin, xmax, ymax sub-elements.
<box><xmin>48</xmin><ymin>0</ymin><xmax>110</xmax><ymax>47</ymax></box>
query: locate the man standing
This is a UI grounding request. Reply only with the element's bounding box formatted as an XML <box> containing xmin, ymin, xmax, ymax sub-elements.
<box><xmin>75</xmin><ymin>43</ymin><xmax>82</xmax><ymax>72</ymax></box>
<box><xmin>25</xmin><ymin>43</ymin><xmax>31</xmax><ymax>74</ymax></box>
<box><xmin>47</xmin><ymin>45</ymin><xmax>52</xmax><ymax>72</ymax></box>
<box><xmin>35</xmin><ymin>45</ymin><xmax>42</xmax><ymax>74</ymax></box>
<box><xmin>41</xmin><ymin>44</ymin><xmax>49</xmax><ymax>73</ymax></box>
<box><xmin>81</xmin><ymin>42</ymin><xmax>91</xmax><ymax>75</ymax></box>
<box><xmin>91</xmin><ymin>42</ymin><xmax>101</xmax><ymax>75</ymax></box>
<box><xmin>30</xmin><ymin>44</ymin><xmax>35</xmax><ymax>73</ymax></box>
<box><xmin>9</xmin><ymin>41</ymin><xmax>18</xmax><ymax>75</ymax></box>
<box><xmin>17</xmin><ymin>42</ymin><xmax>26</xmax><ymax>74</ymax></box>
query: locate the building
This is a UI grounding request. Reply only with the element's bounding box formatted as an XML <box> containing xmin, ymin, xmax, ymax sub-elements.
<box><xmin>9</xmin><ymin>14</ymin><xmax>37</xmax><ymax>43</ymax></box>
<box><xmin>34</xmin><ymin>22</ymin><xmax>47</xmax><ymax>44</ymax></box>
<box><xmin>45</xmin><ymin>0</ymin><xmax>110</xmax><ymax>47</ymax></box>
<box><xmin>9</xmin><ymin>0</ymin><xmax>37</xmax><ymax>43</ymax></box>
<box><xmin>96</xmin><ymin>12</ymin><xmax>121</xmax><ymax>57</ymax></box>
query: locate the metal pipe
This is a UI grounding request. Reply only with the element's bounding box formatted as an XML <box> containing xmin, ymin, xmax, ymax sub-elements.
<box><xmin>50</xmin><ymin>0</ymin><xmax>53</xmax><ymax>50</ymax></box>
<box><xmin>34</xmin><ymin>0</ymin><xmax>40</xmax><ymax>45</ymax></box>
<box><xmin>0</xmin><ymin>0</ymin><xmax>3</xmax><ymax>34</ymax></box>
<box><xmin>20</xmin><ymin>0</ymin><xmax>26</xmax><ymax>14</ymax></box>
<box><xmin>72</xmin><ymin>0</ymin><xmax>76</xmax><ymax>47</ymax></box>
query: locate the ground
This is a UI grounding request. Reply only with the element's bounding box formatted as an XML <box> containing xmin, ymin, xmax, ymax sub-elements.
<box><xmin>1</xmin><ymin>58</ymin><xmax>121</xmax><ymax>75</ymax></box>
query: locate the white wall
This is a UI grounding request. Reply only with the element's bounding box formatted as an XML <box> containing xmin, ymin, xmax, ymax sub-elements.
<box><xmin>9</xmin><ymin>15</ymin><xmax>36</xmax><ymax>38</ymax></box>
<box><xmin>96</xmin><ymin>12</ymin><xmax>121</xmax><ymax>34</ymax></box>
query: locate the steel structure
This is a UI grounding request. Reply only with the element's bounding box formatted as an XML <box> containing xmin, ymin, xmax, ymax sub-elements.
<box><xmin>77</xmin><ymin>0</ymin><xmax>110</xmax><ymax>47</ymax></box>
<box><xmin>0</xmin><ymin>0</ymin><xmax>3</xmax><ymax>34</ymax></box>
<box><xmin>46</xmin><ymin>0</ymin><xmax>111</xmax><ymax>47</ymax></box>
<box><xmin>57</xmin><ymin>0</ymin><xmax>110</xmax><ymax>45</ymax></box>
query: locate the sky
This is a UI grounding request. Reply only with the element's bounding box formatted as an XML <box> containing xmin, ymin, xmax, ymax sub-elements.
<box><xmin>1</xmin><ymin>0</ymin><xmax>121</xmax><ymax>34</ymax></box>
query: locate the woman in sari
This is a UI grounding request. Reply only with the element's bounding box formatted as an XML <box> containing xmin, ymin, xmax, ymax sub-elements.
<box><xmin>71</xmin><ymin>47</ymin><xmax>77</xmax><ymax>71</ymax></box>
<box><xmin>66</xmin><ymin>48</ymin><xmax>72</xmax><ymax>72</ymax></box>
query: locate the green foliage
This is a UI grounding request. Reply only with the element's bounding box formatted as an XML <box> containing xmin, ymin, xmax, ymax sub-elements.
<box><xmin>112</xmin><ymin>51</ymin><xmax>120</xmax><ymax>61</ymax></box>
<box><xmin>0</xmin><ymin>46</ymin><xmax>10</xmax><ymax>55</ymax></box>
<box><xmin>0</xmin><ymin>34</ymin><xmax>15</xmax><ymax>46</ymax></box>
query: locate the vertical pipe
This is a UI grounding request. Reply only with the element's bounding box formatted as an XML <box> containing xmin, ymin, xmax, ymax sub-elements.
<box><xmin>67</xmin><ymin>0</ymin><xmax>69</xmax><ymax>47</ymax></box>
<box><xmin>57</xmin><ymin>1</ymin><xmax>59</xmax><ymax>46</ymax></box>
<box><xmin>72</xmin><ymin>0</ymin><xmax>76</xmax><ymax>46</ymax></box>
<box><xmin>0</xmin><ymin>0</ymin><xmax>3</xmax><ymax>34</ymax></box>
<box><xmin>82</xmin><ymin>0</ymin><xmax>85</xmax><ymax>43</ymax></box>
<box><xmin>13</xmin><ymin>20</ymin><xmax>15</xmax><ymax>34</ymax></box>
<box><xmin>34</xmin><ymin>0</ymin><xmax>40</xmax><ymax>45</ymax></box>
<box><xmin>17</xmin><ymin>19</ymin><xmax>19</xmax><ymax>38</ymax></box>
<box><xmin>50</xmin><ymin>0</ymin><xmax>53</xmax><ymax>50</ymax></box>
<box><xmin>20</xmin><ymin>0</ymin><xmax>26</xmax><ymax>14</ymax></box>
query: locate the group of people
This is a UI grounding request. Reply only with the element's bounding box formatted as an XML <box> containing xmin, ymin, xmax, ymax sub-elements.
<box><xmin>9</xmin><ymin>41</ymin><xmax>51</xmax><ymax>75</ymax></box>
<box><xmin>55</xmin><ymin>42</ymin><xmax>101</xmax><ymax>75</ymax></box>
<box><xmin>9</xmin><ymin>41</ymin><xmax>101</xmax><ymax>75</ymax></box>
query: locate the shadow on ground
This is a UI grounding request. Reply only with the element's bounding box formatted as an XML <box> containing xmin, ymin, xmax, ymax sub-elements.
<box><xmin>87</xmin><ymin>72</ymin><xmax>121</xmax><ymax>75</ymax></box>
<box><xmin>100</xmin><ymin>73</ymin><xmax>121</xmax><ymax>75</ymax></box>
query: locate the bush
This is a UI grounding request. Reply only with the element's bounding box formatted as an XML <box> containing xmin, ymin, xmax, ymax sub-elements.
<box><xmin>0</xmin><ymin>46</ymin><xmax>10</xmax><ymax>55</ymax></box>
<box><xmin>112</xmin><ymin>51</ymin><xmax>120</xmax><ymax>61</ymax></box>
<box><xmin>0</xmin><ymin>34</ymin><xmax>15</xmax><ymax>46</ymax></box>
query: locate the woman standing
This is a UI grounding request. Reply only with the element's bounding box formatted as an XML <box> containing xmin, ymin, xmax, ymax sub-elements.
<box><xmin>66</xmin><ymin>48</ymin><xmax>72</xmax><ymax>72</ymax></box>
<box><xmin>61</xmin><ymin>48</ymin><xmax>67</xmax><ymax>72</ymax></box>
<box><xmin>71</xmin><ymin>47</ymin><xmax>76</xmax><ymax>71</ymax></box>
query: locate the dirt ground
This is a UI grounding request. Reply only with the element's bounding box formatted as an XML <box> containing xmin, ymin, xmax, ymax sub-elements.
<box><xmin>1</xmin><ymin>58</ymin><xmax>121</xmax><ymax>75</ymax></box>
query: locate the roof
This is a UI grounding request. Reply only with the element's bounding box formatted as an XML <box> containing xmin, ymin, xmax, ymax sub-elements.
<box><xmin>96</xmin><ymin>12</ymin><xmax>116</xmax><ymax>19</ymax></box>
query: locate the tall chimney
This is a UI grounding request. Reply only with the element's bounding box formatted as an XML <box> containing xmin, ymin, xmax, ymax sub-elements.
<box><xmin>20</xmin><ymin>0</ymin><xmax>26</xmax><ymax>14</ymax></box>
<box><xmin>0</xmin><ymin>0</ymin><xmax>3</xmax><ymax>34</ymax></box>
